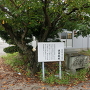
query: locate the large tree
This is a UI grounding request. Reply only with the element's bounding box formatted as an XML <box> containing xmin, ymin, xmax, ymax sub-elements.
<box><xmin>0</xmin><ymin>0</ymin><xmax>90</xmax><ymax>74</ymax></box>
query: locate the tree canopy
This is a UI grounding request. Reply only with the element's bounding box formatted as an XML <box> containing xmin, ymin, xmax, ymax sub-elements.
<box><xmin>0</xmin><ymin>0</ymin><xmax>90</xmax><ymax>42</ymax></box>
<box><xmin>0</xmin><ymin>0</ymin><xmax>90</xmax><ymax>74</ymax></box>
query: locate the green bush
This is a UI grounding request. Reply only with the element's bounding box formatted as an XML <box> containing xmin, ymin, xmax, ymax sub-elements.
<box><xmin>3</xmin><ymin>46</ymin><xmax>22</xmax><ymax>53</ymax></box>
<box><xmin>3</xmin><ymin>52</ymin><xmax>31</xmax><ymax>76</ymax></box>
<box><xmin>3</xmin><ymin>52</ymin><xmax>24</xmax><ymax>66</ymax></box>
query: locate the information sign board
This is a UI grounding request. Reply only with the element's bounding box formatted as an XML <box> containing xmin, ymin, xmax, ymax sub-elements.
<box><xmin>38</xmin><ymin>42</ymin><xmax>64</xmax><ymax>62</ymax></box>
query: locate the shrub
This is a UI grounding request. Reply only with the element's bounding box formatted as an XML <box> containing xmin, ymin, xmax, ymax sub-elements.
<box><xmin>3</xmin><ymin>46</ymin><xmax>22</xmax><ymax>53</ymax></box>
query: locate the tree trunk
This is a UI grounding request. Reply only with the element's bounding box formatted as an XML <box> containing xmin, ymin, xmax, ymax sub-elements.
<box><xmin>22</xmin><ymin>47</ymin><xmax>40</xmax><ymax>76</ymax></box>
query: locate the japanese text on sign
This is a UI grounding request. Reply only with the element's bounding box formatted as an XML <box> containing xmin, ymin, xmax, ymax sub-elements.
<box><xmin>38</xmin><ymin>42</ymin><xmax>64</xmax><ymax>62</ymax></box>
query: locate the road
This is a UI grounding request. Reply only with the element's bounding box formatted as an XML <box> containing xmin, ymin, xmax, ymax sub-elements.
<box><xmin>0</xmin><ymin>41</ymin><xmax>9</xmax><ymax>56</ymax></box>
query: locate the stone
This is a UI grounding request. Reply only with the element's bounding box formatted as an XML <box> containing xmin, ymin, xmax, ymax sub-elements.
<box><xmin>65</xmin><ymin>53</ymin><xmax>89</xmax><ymax>73</ymax></box>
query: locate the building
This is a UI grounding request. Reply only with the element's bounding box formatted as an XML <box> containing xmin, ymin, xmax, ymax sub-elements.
<box><xmin>58</xmin><ymin>30</ymin><xmax>90</xmax><ymax>52</ymax></box>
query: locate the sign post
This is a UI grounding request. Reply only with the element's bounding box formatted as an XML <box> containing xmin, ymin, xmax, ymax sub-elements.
<box><xmin>59</xmin><ymin>61</ymin><xmax>61</xmax><ymax>79</ymax></box>
<box><xmin>42</xmin><ymin>62</ymin><xmax>45</xmax><ymax>81</ymax></box>
<box><xmin>38</xmin><ymin>42</ymin><xmax>64</xmax><ymax>80</ymax></box>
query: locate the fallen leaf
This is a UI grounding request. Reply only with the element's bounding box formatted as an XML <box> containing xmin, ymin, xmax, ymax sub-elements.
<box><xmin>82</xmin><ymin>85</ymin><xmax>87</xmax><ymax>89</ymax></box>
<box><xmin>41</xmin><ymin>87</ymin><xmax>46</xmax><ymax>89</ymax></box>
<box><xmin>2</xmin><ymin>85</ymin><xmax>8</xmax><ymax>88</ymax></box>
<box><xmin>2</xmin><ymin>81</ymin><xmax>6</xmax><ymax>84</ymax></box>
<box><xmin>9</xmin><ymin>84</ymin><xmax>14</xmax><ymax>86</ymax></box>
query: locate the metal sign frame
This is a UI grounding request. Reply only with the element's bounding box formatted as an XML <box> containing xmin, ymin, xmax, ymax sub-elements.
<box><xmin>38</xmin><ymin>42</ymin><xmax>64</xmax><ymax>81</ymax></box>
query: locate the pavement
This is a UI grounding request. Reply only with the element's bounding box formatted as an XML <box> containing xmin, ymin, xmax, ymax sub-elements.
<box><xmin>0</xmin><ymin>41</ymin><xmax>10</xmax><ymax>56</ymax></box>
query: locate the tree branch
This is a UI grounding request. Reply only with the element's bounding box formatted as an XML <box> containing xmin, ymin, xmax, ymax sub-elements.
<box><xmin>2</xmin><ymin>23</ymin><xmax>30</xmax><ymax>52</ymax></box>
<box><xmin>42</xmin><ymin>0</ymin><xmax>51</xmax><ymax>27</ymax></box>
<box><xmin>67</xmin><ymin>3</ymin><xmax>90</xmax><ymax>15</ymax></box>
<box><xmin>52</xmin><ymin>14</ymin><xmax>62</xmax><ymax>27</ymax></box>
<box><xmin>10</xmin><ymin>0</ymin><xmax>19</xmax><ymax>9</ymax></box>
<box><xmin>18</xmin><ymin>0</ymin><xmax>26</xmax><ymax>8</ymax></box>
<box><xmin>40</xmin><ymin>0</ymin><xmax>51</xmax><ymax>41</ymax></box>
<box><xmin>66</xmin><ymin>8</ymin><xmax>79</xmax><ymax>15</ymax></box>
<box><xmin>0</xmin><ymin>5</ymin><xmax>14</xmax><ymax>17</ymax></box>
<box><xmin>21</xmin><ymin>28</ymin><xmax>28</xmax><ymax>42</ymax></box>
<box><xmin>2</xmin><ymin>23</ymin><xmax>16</xmax><ymax>40</ymax></box>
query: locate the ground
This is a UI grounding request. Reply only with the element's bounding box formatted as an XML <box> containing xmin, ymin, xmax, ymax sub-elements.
<box><xmin>0</xmin><ymin>42</ymin><xmax>90</xmax><ymax>90</ymax></box>
<box><xmin>0</xmin><ymin>57</ymin><xmax>90</xmax><ymax>90</ymax></box>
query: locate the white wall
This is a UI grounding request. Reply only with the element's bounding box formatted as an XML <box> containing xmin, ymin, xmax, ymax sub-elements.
<box><xmin>73</xmin><ymin>36</ymin><xmax>88</xmax><ymax>49</ymax></box>
<box><xmin>61</xmin><ymin>39</ymin><xmax>72</xmax><ymax>48</ymax></box>
<box><xmin>59</xmin><ymin>31</ymin><xmax>90</xmax><ymax>50</ymax></box>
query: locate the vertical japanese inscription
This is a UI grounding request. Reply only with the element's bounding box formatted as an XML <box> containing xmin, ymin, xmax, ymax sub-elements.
<box><xmin>58</xmin><ymin>49</ymin><xmax>63</xmax><ymax>60</ymax></box>
<box><xmin>58</xmin><ymin>49</ymin><xmax>60</xmax><ymax>60</ymax></box>
<box><xmin>61</xmin><ymin>49</ymin><xmax>64</xmax><ymax>60</ymax></box>
<box><xmin>38</xmin><ymin>42</ymin><xmax>64</xmax><ymax>62</ymax></box>
<box><xmin>51</xmin><ymin>44</ymin><xmax>55</xmax><ymax>60</ymax></box>
<box><xmin>43</xmin><ymin>43</ymin><xmax>55</xmax><ymax>60</ymax></box>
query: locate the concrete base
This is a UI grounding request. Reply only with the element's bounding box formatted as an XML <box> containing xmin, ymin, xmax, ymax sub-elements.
<box><xmin>64</xmin><ymin>48</ymin><xmax>88</xmax><ymax>53</ymax></box>
<box><xmin>65</xmin><ymin>52</ymin><xmax>89</xmax><ymax>73</ymax></box>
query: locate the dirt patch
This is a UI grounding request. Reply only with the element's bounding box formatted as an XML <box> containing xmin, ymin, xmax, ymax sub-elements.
<box><xmin>0</xmin><ymin>57</ymin><xmax>90</xmax><ymax>90</ymax></box>
<box><xmin>0</xmin><ymin>57</ymin><xmax>44</xmax><ymax>90</ymax></box>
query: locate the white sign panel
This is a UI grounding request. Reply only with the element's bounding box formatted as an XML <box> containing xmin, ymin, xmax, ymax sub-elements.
<box><xmin>38</xmin><ymin>42</ymin><xmax>64</xmax><ymax>62</ymax></box>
